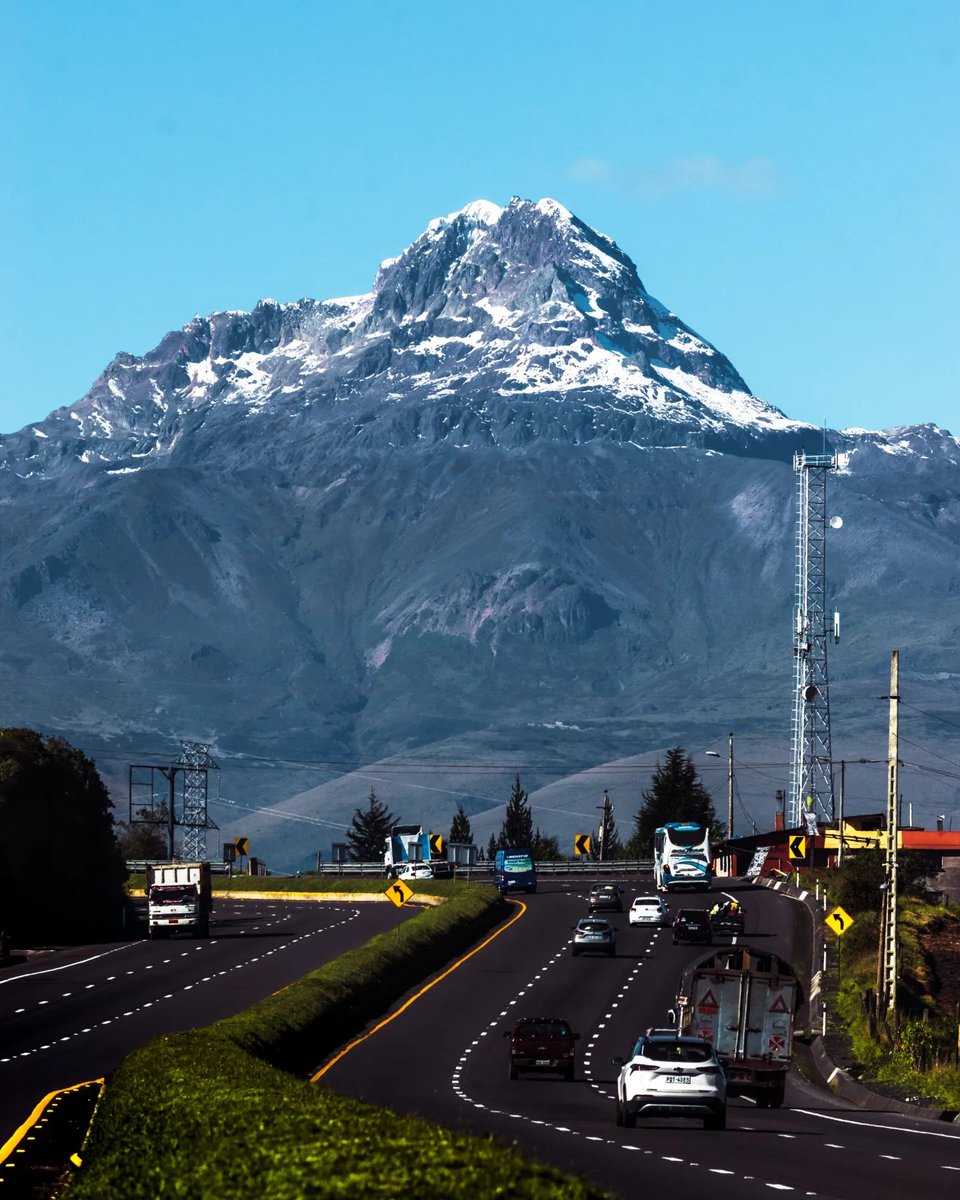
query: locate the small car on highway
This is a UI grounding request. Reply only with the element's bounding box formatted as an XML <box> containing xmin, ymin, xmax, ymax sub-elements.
<box><xmin>572</xmin><ymin>917</ymin><xmax>617</xmax><ymax>956</ymax></box>
<box><xmin>628</xmin><ymin>895</ymin><xmax>670</xmax><ymax>927</ymax></box>
<box><xmin>394</xmin><ymin>862</ymin><xmax>434</xmax><ymax>881</ymax></box>
<box><xmin>672</xmin><ymin>908</ymin><xmax>713</xmax><ymax>945</ymax></box>
<box><xmin>588</xmin><ymin>883</ymin><xmax>624</xmax><ymax>913</ymax></box>
<box><xmin>504</xmin><ymin>1017</ymin><xmax>580</xmax><ymax>1080</ymax></box>
<box><xmin>614</xmin><ymin>1034</ymin><xmax>727</xmax><ymax>1129</ymax></box>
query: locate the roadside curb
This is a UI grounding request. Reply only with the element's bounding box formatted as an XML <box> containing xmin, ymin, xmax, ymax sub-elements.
<box><xmin>753</xmin><ymin>875</ymin><xmax>960</xmax><ymax>1124</ymax></box>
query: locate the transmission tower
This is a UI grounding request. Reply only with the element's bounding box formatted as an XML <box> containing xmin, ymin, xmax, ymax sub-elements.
<box><xmin>789</xmin><ymin>452</ymin><xmax>839</xmax><ymax>832</ymax></box>
<box><xmin>179</xmin><ymin>740</ymin><xmax>219</xmax><ymax>860</ymax></box>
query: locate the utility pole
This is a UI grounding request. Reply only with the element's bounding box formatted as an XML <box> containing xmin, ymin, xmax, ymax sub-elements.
<box><xmin>726</xmin><ymin>732</ymin><xmax>735</xmax><ymax>841</ymax></box>
<box><xmin>877</xmin><ymin>651</ymin><xmax>900</xmax><ymax>1027</ymax></box>
<box><xmin>837</xmin><ymin>760</ymin><xmax>846</xmax><ymax>867</ymax></box>
<box><xmin>597</xmin><ymin>790</ymin><xmax>613</xmax><ymax>863</ymax></box>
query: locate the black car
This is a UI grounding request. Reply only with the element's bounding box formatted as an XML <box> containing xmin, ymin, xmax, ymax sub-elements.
<box><xmin>588</xmin><ymin>883</ymin><xmax>624</xmax><ymax>913</ymax></box>
<box><xmin>672</xmin><ymin>908</ymin><xmax>713</xmax><ymax>945</ymax></box>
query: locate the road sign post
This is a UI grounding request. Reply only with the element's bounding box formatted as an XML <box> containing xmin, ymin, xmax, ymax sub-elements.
<box><xmin>384</xmin><ymin>878</ymin><xmax>413</xmax><ymax>943</ymax></box>
<box><xmin>788</xmin><ymin>835</ymin><xmax>807</xmax><ymax>863</ymax></box>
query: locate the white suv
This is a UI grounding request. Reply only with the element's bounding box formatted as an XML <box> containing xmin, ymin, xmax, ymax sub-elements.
<box><xmin>628</xmin><ymin>895</ymin><xmax>669</xmax><ymax>927</ymax></box>
<box><xmin>614</xmin><ymin>1035</ymin><xmax>727</xmax><ymax>1130</ymax></box>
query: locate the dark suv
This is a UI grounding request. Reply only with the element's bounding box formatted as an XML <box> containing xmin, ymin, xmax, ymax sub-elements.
<box><xmin>588</xmin><ymin>883</ymin><xmax>624</xmax><ymax>913</ymax></box>
<box><xmin>672</xmin><ymin>908</ymin><xmax>713</xmax><ymax>945</ymax></box>
<box><xmin>505</xmin><ymin>1017</ymin><xmax>580</xmax><ymax>1080</ymax></box>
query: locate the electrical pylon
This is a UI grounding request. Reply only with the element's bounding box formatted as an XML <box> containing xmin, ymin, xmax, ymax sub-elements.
<box><xmin>179</xmin><ymin>740</ymin><xmax>219</xmax><ymax>861</ymax></box>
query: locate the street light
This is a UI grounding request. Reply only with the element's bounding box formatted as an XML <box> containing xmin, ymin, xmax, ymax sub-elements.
<box><xmin>705</xmin><ymin>734</ymin><xmax>735</xmax><ymax>839</ymax></box>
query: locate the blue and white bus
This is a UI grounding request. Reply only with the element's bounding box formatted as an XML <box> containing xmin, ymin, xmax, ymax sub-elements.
<box><xmin>653</xmin><ymin>822</ymin><xmax>712</xmax><ymax>892</ymax></box>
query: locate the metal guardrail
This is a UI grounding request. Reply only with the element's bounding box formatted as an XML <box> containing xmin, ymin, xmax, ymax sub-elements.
<box><xmin>125</xmin><ymin>860</ymin><xmax>234</xmax><ymax>875</ymax></box>
<box><xmin>313</xmin><ymin>860</ymin><xmax>654</xmax><ymax>878</ymax></box>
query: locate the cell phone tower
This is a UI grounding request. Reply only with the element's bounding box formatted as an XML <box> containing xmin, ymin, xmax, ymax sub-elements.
<box><xmin>789</xmin><ymin>452</ymin><xmax>840</xmax><ymax>832</ymax></box>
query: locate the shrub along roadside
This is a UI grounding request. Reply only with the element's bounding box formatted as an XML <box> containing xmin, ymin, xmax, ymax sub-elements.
<box><xmin>68</xmin><ymin>884</ymin><xmax>609</xmax><ymax>1200</ymax></box>
<box><xmin>809</xmin><ymin>860</ymin><xmax>960</xmax><ymax>1109</ymax></box>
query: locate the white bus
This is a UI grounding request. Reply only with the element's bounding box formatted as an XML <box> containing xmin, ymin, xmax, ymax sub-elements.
<box><xmin>653</xmin><ymin>822</ymin><xmax>712</xmax><ymax>892</ymax></box>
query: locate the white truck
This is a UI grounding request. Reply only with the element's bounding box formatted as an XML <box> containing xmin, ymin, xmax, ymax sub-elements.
<box><xmin>675</xmin><ymin>946</ymin><xmax>798</xmax><ymax>1108</ymax></box>
<box><xmin>146</xmin><ymin>862</ymin><xmax>212</xmax><ymax>939</ymax></box>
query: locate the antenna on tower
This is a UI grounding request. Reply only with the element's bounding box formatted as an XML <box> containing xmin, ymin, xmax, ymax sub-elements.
<box><xmin>789</xmin><ymin>451</ymin><xmax>840</xmax><ymax>832</ymax></box>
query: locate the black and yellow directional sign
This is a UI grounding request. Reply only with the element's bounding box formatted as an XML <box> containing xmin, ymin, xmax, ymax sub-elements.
<box><xmin>385</xmin><ymin>879</ymin><xmax>413</xmax><ymax>908</ymax></box>
<box><xmin>429</xmin><ymin>832</ymin><xmax>444</xmax><ymax>856</ymax></box>
<box><xmin>234</xmin><ymin>836</ymin><xmax>249</xmax><ymax>856</ymax></box>
<box><xmin>824</xmin><ymin>905</ymin><xmax>854</xmax><ymax>937</ymax></box>
<box><xmin>787</xmin><ymin>835</ymin><xmax>807</xmax><ymax>862</ymax></box>
<box><xmin>574</xmin><ymin>833</ymin><xmax>591</xmax><ymax>856</ymax></box>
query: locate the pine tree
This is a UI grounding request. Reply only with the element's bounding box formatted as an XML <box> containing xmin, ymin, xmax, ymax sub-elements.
<box><xmin>498</xmin><ymin>774</ymin><xmax>534</xmax><ymax>849</ymax></box>
<box><xmin>345</xmin><ymin>788</ymin><xmax>398</xmax><ymax>863</ymax></box>
<box><xmin>486</xmin><ymin>833</ymin><xmax>498</xmax><ymax>861</ymax></box>
<box><xmin>599</xmin><ymin>812</ymin><xmax>624</xmax><ymax>858</ymax></box>
<box><xmin>627</xmin><ymin>748</ymin><xmax>719</xmax><ymax>855</ymax></box>
<box><xmin>449</xmin><ymin>803</ymin><xmax>472</xmax><ymax>846</ymax></box>
<box><xmin>532</xmin><ymin>828</ymin><xmax>562</xmax><ymax>861</ymax></box>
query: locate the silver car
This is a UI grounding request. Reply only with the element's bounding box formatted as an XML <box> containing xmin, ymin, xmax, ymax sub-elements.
<box><xmin>571</xmin><ymin>917</ymin><xmax>617</xmax><ymax>957</ymax></box>
<box><xmin>614</xmin><ymin>1035</ymin><xmax>727</xmax><ymax>1129</ymax></box>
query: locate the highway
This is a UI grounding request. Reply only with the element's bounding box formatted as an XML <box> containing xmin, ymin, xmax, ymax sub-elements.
<box><xmin>0</xmin><ymin>896</ymin><xmax>409</xmax><ymax>1149</ymax></box>
<box><xmin>319</xmin><ymin>880</ymin><xmax>960</xmax><ymax>1199</ymax></box>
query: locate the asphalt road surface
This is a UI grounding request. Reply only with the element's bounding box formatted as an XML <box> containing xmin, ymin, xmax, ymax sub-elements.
<box><xmin>0</xmin><ymin>896</ymin><xmax>408</xmax><ymax>1148</ymax></box>
<box><xmin>319</xmin><ymin>880</ymin><xmax>960</xmax><ymax>1199</ymax></box>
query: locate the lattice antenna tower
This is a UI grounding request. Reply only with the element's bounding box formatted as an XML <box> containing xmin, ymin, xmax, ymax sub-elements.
<box><xmin>789</xmin><ymin>452</ymin><xmax>840</xmax><ymax>831</ymax></box>
<box><xmin>179</xmin><ymin>740</ymin><xmax>220</xmax><ymax>861</ymax></box>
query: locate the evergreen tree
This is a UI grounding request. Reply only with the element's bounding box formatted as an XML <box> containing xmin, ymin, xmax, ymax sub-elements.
<box><xmin>486</xmin><ymin>833</ymin><xmax>498</xmax><ymax>861</ymax></box>
<box><xmin>627</xmin><ymin>747</ymin><xmax>720</xmax><ymax>855</ymax></box>
<box><xmin>449</xmin><ymin>803</ymin><xmax>472</xmax><ymax>846</ymax></box>
<box><xmin>0</xmin><ymin>727</ymin><xmax>127</xmax><ymax>942</ymax></box>
<box><xmin>532</xmin><ymin>828</ymin><xmax>562</xmax><ymax>861</ymax></box>
<box><xmin>498</xmin><ymin>774</ymin><xmax>535</xmax><ymax>848</ymax></box>
<box><xmin>345</xmin><ymin>788</ymin><xmax>398</xmax><ymax>862</ymax></box>
<box><xmin>598</xmin><ymin>811</ymin><xmax>624</xmax><ymax>858</ymax></box>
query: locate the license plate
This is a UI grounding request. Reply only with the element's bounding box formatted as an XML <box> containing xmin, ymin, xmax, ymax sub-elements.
<box><xmin>535</xmin><ymin>1059</ymin><xmax>552</xmax><ymax>1066</ymax></box>
<box><xmin>665</xmin><ymin>1074</ymin><xmax>691</xmax><ymax>1084</ymax></box>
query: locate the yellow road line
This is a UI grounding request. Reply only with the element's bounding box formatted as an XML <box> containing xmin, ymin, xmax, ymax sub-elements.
<box><xmin>311</xmin><ymin>899</ymin><xmax>526</xmax><ymax>1082</ymax></box>
<box><xmin>0</xmin><ymin>1078</ymin><xmax>104</xmax><ymax>1166</ymax></box>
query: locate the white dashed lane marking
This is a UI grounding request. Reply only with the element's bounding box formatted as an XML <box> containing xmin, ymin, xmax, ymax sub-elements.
<box><xmin>0</xmin><ymin>906</ymin><xmax>361</xmax><ymax>1064</ymax></box>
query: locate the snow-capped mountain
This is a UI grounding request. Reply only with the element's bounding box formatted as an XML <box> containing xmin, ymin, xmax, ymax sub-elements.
<box><xmin>1</xmin><ymin>197</ymin><xmax>811</xmax><ymax>482</ymax></box>
<box><xmin>1</xmin><ymin>197</ymin><xmax>958</xmax><ymax>870</ymax></box>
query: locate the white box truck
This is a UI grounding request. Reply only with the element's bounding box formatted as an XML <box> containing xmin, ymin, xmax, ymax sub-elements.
<box><xmin>676</xmin><ymin>946</ymin><xmax>798</xmax><ymax>1108</ymax></box>
<box><xmin>147</xmin><ymin>862</ymin><xmax>212</xmax><ymax>939</ymax></box>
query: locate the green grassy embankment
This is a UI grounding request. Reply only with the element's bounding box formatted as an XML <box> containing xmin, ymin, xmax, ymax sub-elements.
<box><xmin>808</xmin><ymin>865</ymin><xmax>960</xmax><ymax>1109</ymax></box>
<box><xmin>69</xmin><ymin>881</ymin><xmax>609</xmax><ymax>1200</ymax></box>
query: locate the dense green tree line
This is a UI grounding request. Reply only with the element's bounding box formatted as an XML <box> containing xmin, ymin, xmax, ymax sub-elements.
<box><xmin>0</xmin><ymin>727</ymin><xmax>127</xmax><ymax>942</ymax></box>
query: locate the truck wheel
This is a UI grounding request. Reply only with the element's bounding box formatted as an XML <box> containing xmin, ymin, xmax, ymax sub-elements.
<box><xmin>509</xmin><ymin>1064</ymin><xmax>518</xmax><ymax>1081</ymax></box>
<box><xmin>769</xmin><ymin>1082</ymin><xmax>785</xmax><ymax>1109</ymax></box>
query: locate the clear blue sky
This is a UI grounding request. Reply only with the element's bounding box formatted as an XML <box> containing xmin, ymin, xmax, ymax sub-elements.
<box><xmin>3</xmin><ymin>0</ymin><xmax>957</xmax><ymax>436</ymax></box>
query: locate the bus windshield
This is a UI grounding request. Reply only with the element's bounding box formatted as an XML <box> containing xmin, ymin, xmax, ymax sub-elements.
<box><xmin>503</xmin><ymin>854</ymin><xmax>533</xmax><ymax>873</ymax></box>
<box><xmin>669</xmin><ymin>826</ymin><xmax>707</xmax><ymax>847</ymax></box>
